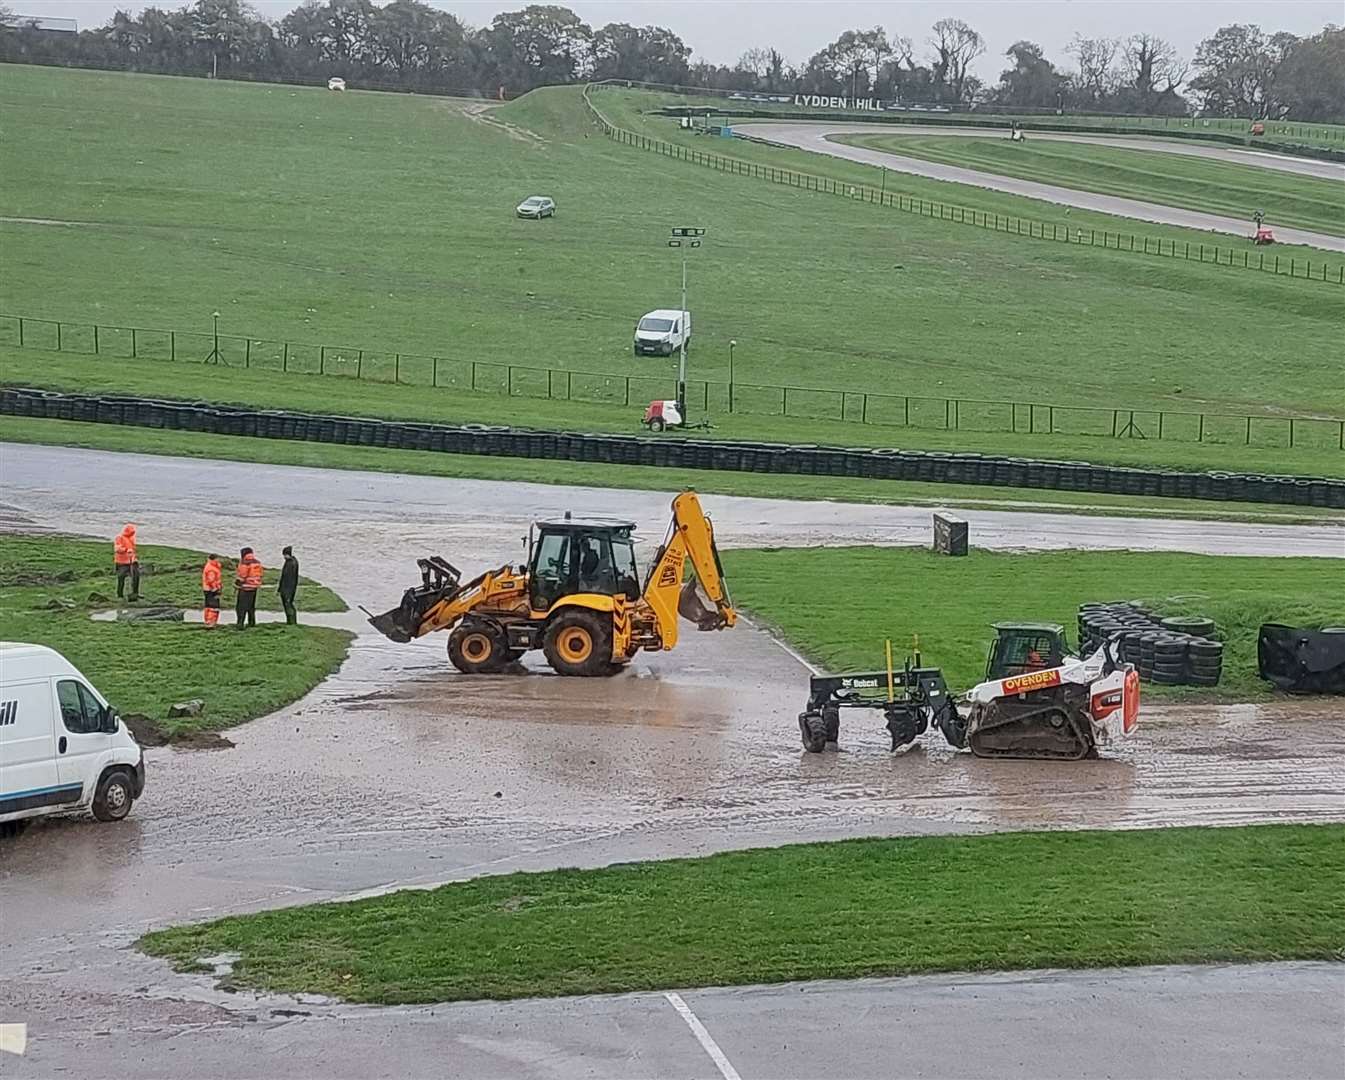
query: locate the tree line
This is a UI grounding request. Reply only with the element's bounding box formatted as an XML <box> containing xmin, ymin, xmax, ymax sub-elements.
<box><xmin>2</xmin><ymin>1</ymin><xmax>1341</xmax><ymax>121</ymax></box>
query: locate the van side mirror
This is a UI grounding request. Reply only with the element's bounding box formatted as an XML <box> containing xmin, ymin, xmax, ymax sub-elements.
<box><xmin>101</xmin><ymin>705</ymin><xmax>119</xmax><ymax>734</ymax></box>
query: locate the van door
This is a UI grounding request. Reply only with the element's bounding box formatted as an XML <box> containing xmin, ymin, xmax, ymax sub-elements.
<box><xmin>0</xmin><ymin>679</ymin><xmax>71</xmax><ymax>815</ymax></box>
<box><xmin>54</xmin><ymin>678</ymin><xmax>111</xmax><ymax>796</ymax></box>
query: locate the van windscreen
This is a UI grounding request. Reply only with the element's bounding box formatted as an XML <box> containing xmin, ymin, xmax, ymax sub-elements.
<box><xmin>639</xmin><ymin>317</ymin><xmax>675</xmax><ymax>332</ymax></box>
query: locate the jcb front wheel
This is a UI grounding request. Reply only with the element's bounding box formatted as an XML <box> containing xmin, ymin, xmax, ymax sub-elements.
<box><xmin>543</xmin><ymin>610</ymin><xmax>613</xmax><ymax>677</ymax></box>
<box><xmin>448</xmin><ymin>623</ymin><xmax>510</xmax><ymax>674</ymax></box>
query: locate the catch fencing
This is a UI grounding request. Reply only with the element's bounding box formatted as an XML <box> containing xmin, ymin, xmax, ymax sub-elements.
<box><xmin>3</xmin><ymin>311</ymin><xmax>1343</xmax><ymax>455</ymax></box>
<box><xmin>582</xmin><ymin>84</ymin><xmax>1345</xmax><ymax>288</ymax></box>
<box><xmin>4</xmin><ymin>387</ymin><xmax>1342</xmax><ymax>509</ymax></box>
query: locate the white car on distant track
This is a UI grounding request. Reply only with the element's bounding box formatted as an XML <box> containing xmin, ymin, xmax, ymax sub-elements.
<box><xmin>516</xmin><ymin>195</ymin><xmax>556</xmax><ymax>219</ymax></box>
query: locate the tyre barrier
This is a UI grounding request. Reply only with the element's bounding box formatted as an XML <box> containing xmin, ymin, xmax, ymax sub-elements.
<box><xmin>1079</xmin><ymin>602</ymin><xmax>1223</xmax><ymax>687</ymax></box>
<box><xmin>4</xmin><ymin>386</ymin><xmax>1344</xmax><ymax>510</ymax></box>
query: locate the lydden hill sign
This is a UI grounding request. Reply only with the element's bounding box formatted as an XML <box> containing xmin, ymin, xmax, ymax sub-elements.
<box><xmin>792</xmin><ymin>94</ymin><xmax>884</xmax><ymax>111</ymax></box>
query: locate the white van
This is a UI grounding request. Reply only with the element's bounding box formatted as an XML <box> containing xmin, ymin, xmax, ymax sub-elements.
<box><xmin>634</xmin><ymin>309</ymin><xmax>691</xmax><ymax>357</ymax></box>
<box><xmin>0</xmin><ymin>643</ymin><xmax>145</xmax><ymax>831</ymax></box>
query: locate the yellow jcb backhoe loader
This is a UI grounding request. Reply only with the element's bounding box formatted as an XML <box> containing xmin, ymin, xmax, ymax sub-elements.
<box><xmin>367</xmin><ymin>490</ymin><xmax>736</xmax><ymax>676</ymax></box>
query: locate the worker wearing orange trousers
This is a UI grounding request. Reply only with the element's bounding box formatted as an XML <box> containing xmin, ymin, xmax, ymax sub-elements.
<box><xmin>113</xmin><ymin>523</ymin><xmax>139</xmax><ymax>601</ymax></box>
<box><xmin>201</xmin><ymin>554</ymin><xmax>222</xmax><ymax>629</ymax></box>
<box><xmin>234</xmin><ymin>547</ymin><xmax>264</xmax><ymax>629</ymax></box>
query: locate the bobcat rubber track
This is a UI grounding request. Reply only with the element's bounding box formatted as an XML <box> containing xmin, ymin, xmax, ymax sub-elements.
<box><xmin>966</xmin><ymin>684</ymin><xmax>1097</xmax><ymax>760</ymax></box>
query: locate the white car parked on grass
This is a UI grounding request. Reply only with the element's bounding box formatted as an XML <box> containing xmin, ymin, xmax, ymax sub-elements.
<box><xmin>516</xmin><ymin>195</ymin><xmax>556</xmax><ymax>219</ymax></box>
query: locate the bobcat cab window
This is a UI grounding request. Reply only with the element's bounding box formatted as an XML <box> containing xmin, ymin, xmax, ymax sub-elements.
<box><xmin>56</xmin><ymin>679</ymin><xmax>103</xmax><ymax>734</ymax></box>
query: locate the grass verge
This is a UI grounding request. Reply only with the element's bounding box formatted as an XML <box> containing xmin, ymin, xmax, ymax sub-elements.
<box><xmin>6</xmin><ymin>345</ymin><xmax>1345</xmax><ymax>480</ymax></box>
<box><xmin>6</xmin><ymin>417</ymin><xmax>1343</xmax><ymax>526</ymax></box>
<box><xmin>0</xmin><ymin>534</ymin><xmax>351</xmax><ymax>738</ymax></box>
<box><xmin>721</xmin><ymin>546</ymin><xmax>1345</xmax><ymax>701</ymax></box>
<box><xmin>137</xmin><ymin>823</ymin><xmax>1345</xmax><ymax>1003</ymax></box>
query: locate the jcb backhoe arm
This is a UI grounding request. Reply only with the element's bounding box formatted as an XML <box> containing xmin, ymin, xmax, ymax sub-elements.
<box><xmin>641</xmin><ymin>490</ymin><xmax>737</xmax><ymax>651</ymax></box>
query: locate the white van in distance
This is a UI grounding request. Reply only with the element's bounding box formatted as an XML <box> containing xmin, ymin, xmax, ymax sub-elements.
<box><xmin>0</xmin><ymin>643</ymin><xmax>145</xmax><ymax>830</ymax></box>
<box><xmin>634</xmin><ymin>309</ymin><xmax>691</xmax><ymax>357</ymax></box>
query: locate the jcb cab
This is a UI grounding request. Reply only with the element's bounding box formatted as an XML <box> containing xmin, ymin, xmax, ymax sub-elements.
<box><xmin>370</xmin><ymin>490</ymin><xmax>736</xmax><ymax>676</ymax></box>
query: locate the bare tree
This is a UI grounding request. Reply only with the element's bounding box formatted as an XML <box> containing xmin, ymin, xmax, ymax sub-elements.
<box><xmin>928</xmin><ymin>17</ymin><xmax>984</xmax><ymax>102</ymax></box>
<box><xmin>1123</xmin><ymin>33</ymin><xmax>1188</xmax><ymax>107</ymax></box>
<box><xmin>1067</xmin><ymin>33</ymin><xmax>1118</xmax><ymax>103</ymax></box>
<box><xmin>735</xmin><ymin>46</ymin><xmax>771</xmax><ymax>78</ymax></box>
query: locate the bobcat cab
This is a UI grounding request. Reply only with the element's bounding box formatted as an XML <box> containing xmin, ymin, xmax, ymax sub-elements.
<box><xmin>369</xmin><ymin>490</ymin><xmax>736</xmax><ymax>677</ymax></box>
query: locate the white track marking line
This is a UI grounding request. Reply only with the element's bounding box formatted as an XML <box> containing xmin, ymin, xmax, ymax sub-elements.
<box><xmin>664</xmin><ymin>992</ymin><xmax>742</xmax><ymax>1080</ymax></box>
<box><xmin>0</xmin><ymin>1023</ymin><xmax>28</xmax><ymax>1056</ymax></box>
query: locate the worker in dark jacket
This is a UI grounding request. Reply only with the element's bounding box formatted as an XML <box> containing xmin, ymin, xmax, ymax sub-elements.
<box><xmin>278</xmin><ymin>546</ymin><xmax>299</xmax><ymax>625</ymax></box>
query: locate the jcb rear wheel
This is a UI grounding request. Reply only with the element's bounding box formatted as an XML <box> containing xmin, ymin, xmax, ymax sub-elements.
<box><xmin>448</xmin><ymin>623</ymin><xmax>510</xmax><ymax>674</ymax></box>
<box><xmin>543</xmin><ymin>610</ymin><xmax>613</xmax><ymax>677</ymax></box>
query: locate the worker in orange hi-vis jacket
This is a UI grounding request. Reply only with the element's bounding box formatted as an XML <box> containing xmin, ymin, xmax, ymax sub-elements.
<box><xmin>113</xmin><ymin>523</ymin><xmax>139</xmax><ymax>602</ymax></box>
<box><xmin>201</xmin><ymin>554</ymin><xmax>222</xmax><ymax>629</ymax></box>
<box><xmin>234</xmin><ymin>547</ymin><xmax>264</xmax><ymax>630</ymax></box>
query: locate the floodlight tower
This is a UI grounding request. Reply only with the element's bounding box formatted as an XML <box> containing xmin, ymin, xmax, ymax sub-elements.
<box><xmin>668</xmin><ymin>227</ymin><xmax>705</xmax><ymax>418</ymax></box>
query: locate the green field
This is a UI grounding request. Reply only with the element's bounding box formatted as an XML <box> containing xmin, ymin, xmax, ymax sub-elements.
<box><xmin>138</xmin><ymin>823</ymin><xmax>1345</xmax><ymax>1003</ymax></box>
<box><xmin>0</xmin><ymin>534</ymin><xmax>351</xmax><ymax>738</ymax></box>
<box><xmin>723</xmin><ymin>546</ymin><xmax>1345</xmax><ymax>700</ymax></box>
<box><xmin>1</xmin><ymin>64</ymin><xmax>1342</xmax><ymax>459</ymax></box>
<box><xmin>832</xmin><ymin>132</ymin><xmax>1345</xmax><ymax>236</ymax></box>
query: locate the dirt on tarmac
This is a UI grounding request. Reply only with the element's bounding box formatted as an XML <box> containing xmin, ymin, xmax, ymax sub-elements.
<box><xmin>1</xmin><ymin>443</ymin><xmax>1342</xmax><ymax>1072</ymax></box>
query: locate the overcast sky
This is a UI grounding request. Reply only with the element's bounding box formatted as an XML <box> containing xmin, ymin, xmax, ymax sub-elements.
<box><xmin>15</xmin><ymin>1</ymin><xmax>1344</xmax><ymax>78</ymax></box>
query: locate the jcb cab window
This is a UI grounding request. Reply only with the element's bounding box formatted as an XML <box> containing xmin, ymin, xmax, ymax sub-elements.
<box><xmin>57</xmin><ymin>679</ymin><xmax>103</xmax><ymax>734</ymax></box>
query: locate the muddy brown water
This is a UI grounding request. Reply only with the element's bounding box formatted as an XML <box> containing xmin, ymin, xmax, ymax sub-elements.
<box><xmin>1</xmin><ymin>444</ymin><xmax>1342</xmax><ymax>1049</ymax></box>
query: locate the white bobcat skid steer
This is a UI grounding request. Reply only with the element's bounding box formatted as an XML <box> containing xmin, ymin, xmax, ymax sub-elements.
<box><xmin>956</xmin><ymin>640</ymin><xmax>1140</xmax><ymax>760</ymax></box>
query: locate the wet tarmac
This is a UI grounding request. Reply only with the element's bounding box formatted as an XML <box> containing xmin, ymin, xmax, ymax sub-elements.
<box><xmin>2</xmin><ymin>444</ymin><xmax>1343</xmax><ymax>1076</ymax></box>
<box><xmin>734</xmin><ymin>122</ymin><xmax>1345</xmax><ymax>252</ymax></box>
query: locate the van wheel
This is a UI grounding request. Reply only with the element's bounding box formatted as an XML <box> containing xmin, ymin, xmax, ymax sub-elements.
<box><xmin>0</xmin><ymin>819</ymin><xmax>29</xmax><ymax>839</ymax></box>
<box><xmin>92</xmin><ymin>768</ymin><xmax>135</xmax><ymax>822</ymax></box>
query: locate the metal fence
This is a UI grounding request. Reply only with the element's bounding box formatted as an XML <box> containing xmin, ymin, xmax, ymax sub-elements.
<box><xmin>583</xmin><ymin>85</ymin><xmax>1345</xmax><ymax>287</ymax></box>
<box><xmin>3</xmin><ymin>312</ymin><xmax>1343</xmax><ymax>454</ymax></box>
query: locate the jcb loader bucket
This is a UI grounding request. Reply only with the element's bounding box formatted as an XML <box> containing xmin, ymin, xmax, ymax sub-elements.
<box><xmin>366</xmin><ymin>599</ymin><xmax>421</xmax><ymax>644</ymax></box>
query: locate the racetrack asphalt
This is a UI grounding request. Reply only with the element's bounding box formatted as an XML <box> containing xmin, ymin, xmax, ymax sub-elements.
<box><xmin>733</xmin><ymin>122</ymin><xmax>1345</xmax><ymax>252</ymax></box>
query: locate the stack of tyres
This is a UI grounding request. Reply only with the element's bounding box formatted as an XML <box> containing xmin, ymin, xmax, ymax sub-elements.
<box><xmin>1186</xmin><ymin>640</ymin><xmax>1224</xmax><ymax>687</ymax></box>
<box><xmin>1078</xmin><ymin>601</ymin><xmax>1223</xmax><ymax>688</ymax></box>
<box><xmin>1149</xmin><ymin>635</ymin><xmax>1188</xmax><ymax>685</ymax></box>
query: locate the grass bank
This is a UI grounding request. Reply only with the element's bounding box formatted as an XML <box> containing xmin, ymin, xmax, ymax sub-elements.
<box><xmin>833</xmin><ymin>131</ymin><xmax>1345</xmax><ymax>237</ymax></box>
<box><xmin>6</xmin><ymin>417</ymin><xmax>1344</xmax><ymax>526</ymax></box>
<box><xmin>5</xmin><ymin>346</ymin><xmax>1345</xmax><ymax>480</ymax></box>
<box><xmin>137</xmin><ymin>823</ymin><xmax>1345</xmax><ymax>1003</ymax></box>
<box><xmin>722</xmin><ymin>546</ymin><xmax>1345</xmax><ymax>700</ymax></box>
<box><xmin>2</xmin><ymin>67</ymin><xmax>1342</xmax><ymax>426</ymax></box>
<box><xmin>0</xmin><ymin>534</ymin><xmax>351</xmax><ymax>738</ymax></box>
